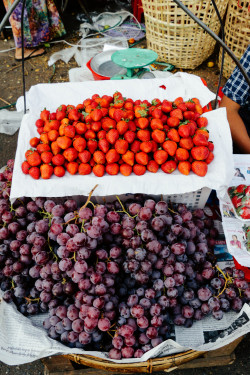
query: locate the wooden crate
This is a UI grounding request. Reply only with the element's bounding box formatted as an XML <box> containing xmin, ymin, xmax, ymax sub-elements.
<box><xmin>41</xmin><ymin>336</ymin><xmax>243</xmax><ymax>375</ymax></box>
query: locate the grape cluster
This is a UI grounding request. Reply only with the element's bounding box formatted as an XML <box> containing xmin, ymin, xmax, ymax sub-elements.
<box><xmin>1</xmin><ymin>159</ymin><xmax>250</xmax><ymax>359</ymax></box>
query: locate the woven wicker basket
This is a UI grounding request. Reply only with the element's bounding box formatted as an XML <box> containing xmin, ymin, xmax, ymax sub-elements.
<box><xmin>218</xmin><ymin>0</ymin><xmax>250</xmax><ymax>79</ymax></box>
<box><xmin>66</xmin><ymin>349</ymin><xmax>204</xmax><ymax>373</ymax></box>
<box><xmin>141</xmin><ymin>0</ymin><xmax>229</xmax><ymax>69</ymax></box>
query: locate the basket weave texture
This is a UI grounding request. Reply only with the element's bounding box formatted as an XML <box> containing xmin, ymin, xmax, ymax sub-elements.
<box><xmin>141</xmin><ymin>0</ymin><xmax>229</xmax><ymax>69</ymax></box>
<box><xmin>218</xmin><ymin>0</ymin><xmax>250</xmax><ymax>79</ymax></box>
<box><xmin>65</xmin><ymin>349</ymin><xmax>204</xmax><ymax>373</ymax></box>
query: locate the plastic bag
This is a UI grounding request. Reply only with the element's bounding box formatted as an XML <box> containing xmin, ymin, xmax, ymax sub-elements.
<box><xmin>0</xmin><ymin>109</ymin><xmax>23</xmax><ymax>135</ymax></box>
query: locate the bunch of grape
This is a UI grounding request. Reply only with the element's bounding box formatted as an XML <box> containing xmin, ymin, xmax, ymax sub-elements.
<box><xmin>1</xmin><ymin>159</ymin><xmax>250</xmax><ymax>360</ymax></box>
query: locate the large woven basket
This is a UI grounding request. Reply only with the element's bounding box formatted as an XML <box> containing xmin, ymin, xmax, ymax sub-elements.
<box><xmin>66</xmin><ymin>349</ymin><xmax>204</xmax><ymax>373</ymax></box>
<box><xmin>141</xmin><ymin>0</ymin><xmax>229</xmax><ymax>69</ymax></box>
<box><xmin>218</xmin><ymin>0</ymin><xmax>250</xmax><ymax>79</ymax></box>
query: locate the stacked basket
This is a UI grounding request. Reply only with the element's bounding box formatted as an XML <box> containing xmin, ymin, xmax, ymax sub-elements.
<box><xmin>218</xmin><ymin>0</ymin><xmax>250</xmax><ymax>79</ymax></box>
<box><xmin>141</xmin><ymin>0</ymin><xmax>229</xmax><ymax>69</ymax></box>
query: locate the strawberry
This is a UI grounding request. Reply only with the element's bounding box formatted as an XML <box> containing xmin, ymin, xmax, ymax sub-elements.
<box><xmin>235</xmin><ymin>185</ymin><xmax>246</xmax><ymax>194</ymax></box>
<box><xmin>66</xmin><ymin>162</ymin><xmax>79</xmax><ymax>175</ymax></box>
<box><xmin>124</xmin><ymin>100</ymin><xmax>134</xmax><ymax>110</ymax></box>
<box><xmin>40</xmin><ymin>164</ymin><xmax>53</xmax><ymax>179</ymax></box>
<box><xmin>57</xmin><ymin>136</ymin><xmax>72</xmax><ymax>150</ymax></box>
<box><xmin>133</xmin><ymin>164</ymin><xmax>146</xmax><ymax>175</ymax></box>
<box><xmin>51</xmin><ymin>141</ymin><xmax>61</xmax><ymax>155</ymax></box>
<box><xmin>52</xmin><ymin>154</ymin><xmax>65</xmax><ymax>166</ymax></box>
<box><xmin>196</xmin><ymin>128</ymin><xmax>209</xmax><ymax>140</ymax></box>
<box><xmin>176</xmin><ymin>148</ymin><xmax>189</xmax><ymax>161</ymax></box>
<box><xmin>150</xmin><ymin>119</ymin><xmax>163</xmax><ymax>130</ymax></box>
<box><xmin>48</xmin><ymin>130</ymin><xmax>59</xmax><ymax>142</ymax></box>
<box><xmin>122</xmin><ymin>150</ymin><xmax>135</xmax><ymax>166</ymax></box>
<box><xmin>40</xmin><ymin>109</ymin><xmax>50</xmax><ymax>121</ymax></box>
<box><xmin>178</xmin><ymin>124</ymin><xmax>190</xmax><ymax>138</ymax></box>
<box><xmin>163</xmin><ymin>140</ymin><xmax>177</xmax><ymax>156</ymax></box>
<box><xmin>205</xmin><ymin>151</ymin><xmax>214</xmax><ymax>165</ymax></box>
<box><xmin>93</xmin><ymin>164</ymin><xmax>105</xmax><ymax>177</ymax></box>
<box><xmin>161</xmin><ymin>160</ymin><xmax>177</xmax><ymax>174</ymax></box>
<box><xmin>106</xmin><ymin>163</ymin><xmax>119</xmax><ymax>175</ymax></box>
<box><xmin>178</xmin><ymin>161</ymin><xmax>191</xmax><ymax>175</ymax></box>
<box><xmin>152</xmin><ymin>129</ymin><xmax>165</xmax><ymax>144</ymax></box>
<box><xmin>41</xmin><ymin>151</ymin><xmax>53</xmax><ymax>164</ymax></box>
<box><xmin>161</xmin><ymin>100</ymin><xmax>172</xmax><ymax>113</ymax></box>
<box><xmin>193</xmin><ymin>133</ymin><xmax>209</xmax><ymax>146</ymax></box>
<box><xmin>191</xmin><ymin>146</ymin><xmax>209</xmax><ymax>161</ymax></box>
<box><xmin>37</xmin><ymin>127</ymin><xmax>44</xmax><ymax>135</ymax></box>
<box><xmin>197</xmin><ymin>117</ymin><xmax>208</xmax><ymax>128</ymax></box>
<box><xmin>134</xmin><ymin>105</ymin><xmax>148</xmax><ymax>118</ymax></box>
<box><xmin>36</xmin><ymin>119</ymin><xmax>44</xmax><ymax>128</ymax></box>
<box><xmin>154</xmin><ymin>150</ymin><xmax>168</xmax><ymax>165</ymax></box>
<box><xmin>135</xmin><ymin>152</ymin><xmax>149</xmax><ymax>166</ymax></box>
<box><xmin>117</xmin><ymin>120</ymin><xmax>128</xmax><ymax>135</ymax></box>
<box><xmin>27</xmin><ymin>150</ymin><xmax>41</xmax><ymax>167</ymax></box>
<box><xmin>151</xmin><ymin>98</ymin><xmax>161</xmax><ymax>106</ymax></box>
<box><xmin>147</xmin><ymin>160</ymin><xmax>159</xmax><ymax>173</ymax></box>
<box><xmin>177</xmin><ymin>103</ymin><xmax>187</xmax><ymax>112</ymax></box>
<box><xmin>238</xmin><ymin>206</ymin><xmax>250</xmax><ymax>220</ymax></box>
<box><xmin>195</xmin><ymin>104</ymin><xmax>203</xmax><ymax>115</ymax></box>
<box><xmin>29</xmin><ymin>166</ymin><xmax>40</xmax><ymax>179</ymax></box>
<box><xmin>137</xmin><ymin>129</ymin><xmax>151</xmax><ymax>142</ymax></box>
<box><xmin>179</xmin><ymin>137</ymin><xmax>194</xmax><ymax>150</ymax></box>
<box><xmin>54</xmin><ymin>166</ymin><xmax>65</xmax><ymax>177</ymax></box>
<box><xmin>63</xmin><ymin>148</ymin><xmax>78</xmax><ymax>162</ymax></box>
<box><xmin>167</xmin><ymin>117</ymin><xmax>180</xmax><ymax>128</ymax></box>
<box><xmin>170</xmin><ymin>109</ymin><xmax>183</xmax><ymax>120</ymax></box>
<box><xmin>78</xmin><ymin>163</ymin><xmax>92</xmax><ymax>175</ymax></box>
<box><xmin>73</xmin><ymin>137</ymin><xmax>86</xmax><ymax>152</ymax></box>
<box><xmin>40</xmin><ymin>133</ymin><xmax>49</xmax><ymax>144</ymax></box>
<box><xmin>151</xmin><ymin>141</ymin><xmax>158</xmax><ymax>152</ymax></box>
<box><xmin>231</xmin><ymin>196</ymin><xmax>242</xmax><ymax>208</ymax></box>
<box><xmin>56</xmin><ymin>110</ymin><xmax>66</xmax><ymax>121</ymax></box>
<box><xmin>191</xmin><ymin>161</ymin><xmax>208</xmax><ymax>177</ymax></box>
<box><xmin>93</xmin><ymin>150</ymin><xmax>106</xmax><ymax>164</ymax></box>
<box><xmin>161</xmin><ymin>115</ymin><xmax>168</xmax><ymax>125</ymax></box>
<box><xmin>137</xmin><ymin>118</ymin><xmax>149</xmax><ymax>130</ymax></box>
<box><xmin>90</xmin><ymin>108</ymin><xmax>103</xmax><ymax>122</ymax></box>
<box><xmin>185</xmin><ymin>101</ymin><xmax>195</xmax><ymax>111</ymax></box>
<box><xmin>106</xmin><ymin>149</ymin><xmax>120</xmax><ymax>164</ymax></box>
<box><xmin>130</xmin><ymin>140</ymin><xmax>141</xmax><ymax>154</ymax></box>
<box><xmin>167</xmin><ymin>129</ymin><xmax>180</xmax><ymax>143</ymax></box>
<box><xmin>97</xmin><ymin>130</ymin><xmax>106</xmax><ymax>140</ymax></box>
<box><xmin>124</xmin><ymin>130</ymin><xmax>136</xmax><ymax>144</ymax></box>
<box><xmin>152</xmin><ymin>107</ymin><xmax>162</xmax><ymax>119</ymax></box>
<box><xmin>85</xmin><ymin>129</ymin><xmax>96</xmax><ymax>140</ymax></box>
<box><xmin>98</xmin><ymin>139</ymin><xmax>109</xmax><ymax>154</ymax></box>
<box><xmin>21</xmin><ymin>161</ymin><xmax>30</xmax><ymax>174</ymax></box>
<box><xmin>127</xmin><ymin>120</ymin><xmax>136</xmax><ymax>131</ymax></box>
<box><xmin>113</xmin><ymin>109</ymin><xmax>124</xmax><ymax>122</ymax></box>
<box><xmin>29</xmin><ymin>137</ymin><xmax>40</xmax><ymax>148</ymax></box>
<box><xmin>120</xmin><ymin>164</ymin><xmax>132</xmax><ymax>176</ymax></box>
<box><xmin>25</xmin><ymin>149</ymin><xmax>33</xmax><ymax>159</ymax></box>
<box><xmin>87</xmin><ymin>140</ymin><xmax>98</xmax><ymax>154</ymax></box>
<box><xmin>188</xmin><ymin>120</ymin><xmax>197</xmax><ymax>136</ymax></box>
<box><xmin>183</xmin><ymin>111</ymin><xmax>195</xmax><ymax>121</ymax></box>
<box><xmin>37</xmin><ymin>143</ymin><xmax>50</xmax><ymax>154</ymax></box>
<box><xmin>75</xmin><ymin>122</ymin><xmax>87</xmax><ymax>135</ymax></box>
<box><xmin>49</xmin><ymin>120</ymin><xmax>60</xmax><ymax>131</ymax></box>
<box><xmin>78</xmin><ymin>150</ymin><xmax>91</xmax><ymax>164</ymax></box>
<box><xmin>106</xmin><ymin>129</ymin><xmax>119</xmax><ymax>145</ymax></box>
<box><xmin>91</xmin><ymin>121</ymin><xmax>102</xmax><ymax>132</ymax></box>
<box><xmin>115</xmin><ymin>139</ymin><xmax>129</xmax><ymax>155</ymax></box>
<box><xmin>140</xmin><ymin>141</ymin><xmax>153</xmax><ymax>153</ymax></box>
<box><xmin>68</xmin><ymin>109</ymin><xmax>81</xmax><ymax>121</ymax></box>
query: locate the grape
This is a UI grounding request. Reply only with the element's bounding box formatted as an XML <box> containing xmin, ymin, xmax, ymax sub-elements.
<box><xmin>171</xmin><ymin>243</ymin><xmax>185</xmax><ymax>255</ymax></box>
<box><xmin>212</xmin><ymin>310</ymin><xmax>223</xmax><ymax>320</ymax></box>
<box><xmin>109</xmin><ymin>348</ymin><xmax>122</xmax><ymax>359</ymax></box>
<box><xmin>98</xmin><ymin>318</ymin><xmax>111</xmax><ymax>331</ymax></box>
<box><xmin>119</xmin><ymin>324</ymin><xmax>134</xmax><ymax>338</ymax></box>
<box><xmin>198</xmin><ymin>287</ymin><xmax>212</xmax><ymax>301</ymax></box>
<box><xmin>79</xmin><ymin>331</ymin><xmax>91</xmax><ymax>345</ymax></box>
<box><xmin>231</xmin><ymin>297</ymin><xmax>243</xmax><ymax>312</ymax></box>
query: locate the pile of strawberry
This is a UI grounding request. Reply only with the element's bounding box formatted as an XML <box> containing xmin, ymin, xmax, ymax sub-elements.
<box><xmin>228</xmin><ymin>185</ymin><xmax>250</xmax><ymax>220</ymax></box>
<box><xmin>21</xmin><ymin>92</ymin><xmax>214</xmax><ymax>180</ymax></box>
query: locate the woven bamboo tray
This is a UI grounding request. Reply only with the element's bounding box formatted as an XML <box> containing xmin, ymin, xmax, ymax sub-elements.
<box><xmin>141</xmin><ymin>0</ymin><xmax>229</xmax><ymax>69</ymax></box>
<box><xmin>218</xmin><ymin>0</ymin><xmax>250</xmax><ymax>79</ymax></box>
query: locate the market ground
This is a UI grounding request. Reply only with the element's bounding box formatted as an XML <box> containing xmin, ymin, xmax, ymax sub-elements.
<box><xmin>1</xmin><ymin>4</ymin><xmax>250</xmax><ymax>375</ymax></box>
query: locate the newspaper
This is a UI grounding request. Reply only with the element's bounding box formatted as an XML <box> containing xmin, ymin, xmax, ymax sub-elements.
<box><xmin>218</xmin><ymin>154</ymin><xmax>250</xmax><ymax>267</ymax></box>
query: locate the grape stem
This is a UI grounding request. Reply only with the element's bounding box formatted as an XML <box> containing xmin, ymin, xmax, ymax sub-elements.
<box><xmin>215</xmin><ymin>265</ymin><xmax>233</xmax><ymax>298</ymax></box>
<box><xmin>80</xmin><ymin>184</ymin><xmax>98</xmax><ymax>211</ymax></box>
<box><xmin>115</xmin><ymin>196</ymin><xmax>133</xmax><ymax>218</ymax></box>
<box><xmin>25</xmin><ymin>297</ymin><xmax>40</xmax><ymax>304</ymax></box>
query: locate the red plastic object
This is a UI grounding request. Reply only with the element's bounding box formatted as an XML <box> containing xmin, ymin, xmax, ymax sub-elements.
<box><xmin>86</xmin><ymin>59</ymin><xmax>110</xmax><ymax>81</ymax></box>
<box><xmin>131</xmin><ymin>0</ymin><xmax>144</xmax><ymax>23</ymax></box>
<box><xmin>200</xmin><ymin>78</ymin><xmax>213</xmax><ymax>112</ymax></box>
<box><xmin>234</xmin><ymin>257</ymin><xmax>250</xmax><ymax>282</ymax></box>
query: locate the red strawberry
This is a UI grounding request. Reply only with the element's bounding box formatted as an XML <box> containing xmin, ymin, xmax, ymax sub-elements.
<box><xmin>52</xmin><ymin>154</ymin><xmax>65</xmax><ymax>166</ymax></box>
<box><xmin>178</xmin><ymin>161</ymin><xmax>191</xmax><ymax>175</ymax></box>
<box><xmin>124</xmin><ymin>130</ymin><xmax>136</xmax><ymax>144</ymax></box>
<box><xmin>161</xmin><ymin>100</ymin><xmax>172</xmax><ymax>113</ymax></box>
<box><xmin>106</xmin><ymin>149</ymin><xmax>120</xmax><ymax>164</ymax></box>
<box><xmin>191</xmin><ymin>146</ymin><xmax>209</xmax><ymax>161</ymax></box>
<box><xmin>152</xmin><ymin>107</ymin><xmax>162</xmax><ymax>119</ymax></box>
<box><xmin>117</xmin><ymin>121</ymin><xmax>128</xmax><ymax>135</ymax></box>
<box><xmin>197</xmin><ymin>117</ymin><xmax>208</xmax><ymax>128</ymax></box>
<box><xmin>36</xmin><ymin>119</ymin><xmax>44</xmax><ymax>128</ymax></box>
<box><xmin>130</xmin><ymin>140</ymin><xmax>141</xmax><ymax>154</ymax></box>
<box><xmin>137</xmin><ymin>129</ymin><xmax>151</xmax><ymax>142</ymax></box>
<box><xmin>48</xmin><ymin>130</ymin><xmax>59</xmax><ymax>142</ymax></box>
<box><xmin>106</xmin><ymin>129</ymin><xmax>119</xmax><ymax>145</ymax></box>
<box><xmin>57</xmin><ymin>136</ymin><xmax>72</xmax><ymax>150</ymax></box>
<box><xmin>79</xmin><ymin>150</ymin><xmax>91</xmax><ymax>164</ymax></box>
<box><xmin>68</xmin><ymin>109</ymin><xmax>81</xmax><ymax>121</ymax></box>
<box><xmin>161</xmin><ymin>160</ymin><xmax>177</xmax><ymax>174</ymax></box>
<box><xmin>177</xmin><ymin>103</ymin><xmax>187</xmax><ymax>112</ymax></box>
<box><xmin>137</xmin><ymin>118</ymin><xmax>149</xmax><ymax>130</ymax></box>
<box><xmin>122</xmin><ymin>150</ymin><xmax>135</xmax><ymax>166</ymax></box>
<box><xmin>178</xmin><ymin>124</ymin><xmax>190</xmax><ymax>138</ymax></box>
<box><xmin>152</xmin><ymin>129</ymin><xmax>165</xmax><ymax>144</ymax></box>
<box><xmin>93</xmin><ymin>150</ymin><xmax>106</xmax><ymax>164</ymax></box>
<box><xmin>179</xmin><ymin>137</ymin><xmax>194</xmax><ymax>150</ymax></box>
<box><xmin>97</xmin><ymin>130</ymin><xmax>106</xmax><ymax>140</ymax></box>
<box><xmin>127</xmin><ymin>120</ymin><xmax>136</xmax><ymax>131</ymax></box>
<box><xmin>151</xmin><ymin>141</ymin><xmax>158</xmax><ymax>152</ymax></box>
<box><xmin>238</xmin><ymin>206</ymin><xmax>250</xmax><ymax>220</ymax></box>
<box><xmin>85</xmin><ymin>129</ymin><xmax>96</xmax><ymax>140</ymax></box>
<box><xmin>113</xmin><ymin>109</ymin><xmax>124</xmax><ymax>122</ymax></box>
<box><xmin>120</xmin><ymin>164</ymin><xmax>132</xmax><ymax>176</ymax></box>
<box><xmin>154</xmin><ymin>150</ymin><xmax>168</xmax><ymax>165</ymax></box>
<box><xmin>78</xmin><ymin>163</ymin><xmax>92</xmax><ymax>175</ymax></box>
<box><xmin>205</xmin><ymin>151</ymin><xmax>214</xmax><ymax>165</ymax></box>
<box><xmin>51</xmin><ymin>141</ymin><xmax>61</xmax><ymax>156</ymax></box>
<box><xmin>54</xmin><ymin>166</ymin><xmax>65</xmax><ymax>177</ymax></box>
<box><xmin>235</xmin><ymin>185</ymin><xmax>246</xmax><ymax>194</ymax></box>
<box><xmin>40</xmin><ymin>164</ymin><xmax>53</xmax><ymax>179</ymax></box>
<box><xmin>66</xmin><ymin>162</ymin><xmax>79</xmax><ymax>175</ymax></box>
<box><xmin>150</xmin><ymin>119</ymin><xmax>163</xmax><ymax>130</ymax></box>
<box><xmin>26</xmin><ymin>151</ymin><xmax>41</xmax><ymax>167</ymax></box>
<box><xmin>101</xmin><ymin>117</ymin><xmax>116</xmax><ymax>131</ymax></box>
<box><xmin>195</xmin><ymin>103</ymin><xmax>203</xmax><ymax>115</ymax></box>
<box><xmin>75</xmin><ymin>122</ymin><xmax>87</xmax><ymax>135</ymax></box>
<box><xmin>115</xmin><ymin>139</ymin><xmax>129</xmax><ymax>155</ymax></box>
<box><xmin>163</xmin><ymin>140</ymin><xmax>177</xmax><ymax>156</ymax></box>
<box><xmin>90</xmin><ymin>108</ymin><xmax>103</xmax><ymax>122</ymax></box>
<box><xmin>183</xmin><ymin>111</ymin><xmax>195</xmax><ymax>120</ymax></box>
<box><xmin>87</xmin><ymin>140</ymin><xmax>98</xmax><ymax>154</ymax></box>
<box><xmin>140</xmin><ymin>141</ymin><xmax>153</xmax><ymax>153</ymax></box>
<box><xmin>93</xmin><ymin>164</ymin><xmax>105</xmax><ymax>177</ymax></box>
<box><xmin>106</xmin><ymin>163</ymin><xmax>119</xmax><ymax>175</ymax></box>
<box><xmin>147</xmin><ymin>160</ymin><xmax>159</xmax><ymax>173</ymax></box>
<box><xmin>29</xmin><ymin>166</ymin><xmax>40</xmax><ymax>179</ymax></box>
<box><xmin>91</xmin><ymin>121</ymin><xmax>102</xmax><ymax>132</ymax></box>
<box><xmin>37</xmin><ymin>127</ymin><xmax>44</xmax><ymax>135</ymax></box>
<box><xmin>170</xmin><ymin>109</ymin><xmax>183</xmax><ymax>120</ymax></box>
<box><xmin>63</xmin><ymin>148</ymin><xmax>78</xmax><ymax>162</ymax></box>
<box><xmin>188</xmin><ymin>120</ymin><xmax>197</xmax><ymax>136</ymax></box>
<box><xmin>21</xmin><ymin>161</ymin><xmax>30</xmax><ymax>174</ymax></box>
<box><xmin>196</xmin><ymin>128</ymin><xmax>209</xmax><ymax>140</ymax></box>
<box><xmin>135</xmin><ymin>152</ymin><xmax>148</xmax><ymax>166</ymax></box>
<box><xmin>29</xmin><ymin>137</ymin><xmax>40</xmax><ymax>148</ymax></box>
<box><xmin>133</xmin><ymin>164</ymin><xmax>146</xmax><ymax>175</ymax></box>
<box><xmin>41</xmin><ymin>151</ymin><xmax>53</xmax><ymax>164</ymax></box>
<box><xmin>98</xmin><ymin>139</ymin><xmax>109</xmax><ymax>154</ymax></box>
<box><xmin>167</xmin><ymin>129</ymin><xmax>180</xmax><ymax>143</ymax></box>
<box><xmin>37</xmin><ymin>144</ymin><xmax>50</xmax><ymax>154</ymax></box>
<box><xmin>40</xmin><ymin>109</ymin><xmax>50</xmax><ymax>121</ymax></box>
<box><xmin>185</xmin><ymin>100</ymin><xmax>195</xmax><ymax>111</ymax></box>
<box><xmin>167</xmin><ymin>117</ymin><xmax>180</xmax><ymax>128</ymax></box>
<box><xmin>191</xmin><ymin>161</ymin><xmax>208</xmax><ymax>177</ymax></box>
<box><xmin>193</xmin><ymin>133</ymin><xmax>208</xmax><ymax>146</ymax></box>
<box><xmin>73</xmin><ymin>137</ymin><xmax>86</xmax><ymax>152</ymax></box>
<box><xmin>176</xmin><ymin>148</ymin><xmax>189</xmax><ymax>161</ymax></box>
<box><xmin>134</xmin><ymin>105</ymin><xmax>148</xmax><ymax>118</ymax></box>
